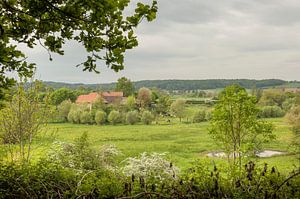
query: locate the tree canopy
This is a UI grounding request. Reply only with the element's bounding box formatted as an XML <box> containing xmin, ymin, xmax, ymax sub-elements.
<box><xmin>0</xmin><ymin>0</ymin><xmax>158</xmax><ymax>90</ymax></box>
<box><xmin>209</xmin><ymin>85</ymin><xmax>274</xmax><ymax>169</ymax></box>
<box><xmin>115</xmin><ymin>77</ymin><xmax>134</xmax><ymax>97</ymax></box>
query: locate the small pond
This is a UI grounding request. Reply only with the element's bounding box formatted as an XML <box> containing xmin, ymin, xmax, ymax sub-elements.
<box><xmin>206</xmin><ymin>150</ymin><xmax>286</xmax><ymax>158</ymax></box>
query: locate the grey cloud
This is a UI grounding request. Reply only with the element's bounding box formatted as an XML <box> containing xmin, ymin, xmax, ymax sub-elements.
<box><xmin>16</xmin><ymin>0</ymin><xmax>300</xmax><ymax>83</ymax></box>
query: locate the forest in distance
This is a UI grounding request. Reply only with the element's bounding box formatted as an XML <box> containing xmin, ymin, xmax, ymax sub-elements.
<box><xmin>42</xmin><ymin>79</ymin><xmax>299</xmax><ymax>91</ymax></box>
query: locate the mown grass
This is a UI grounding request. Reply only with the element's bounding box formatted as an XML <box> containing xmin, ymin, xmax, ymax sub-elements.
<box><xmin>25</xmin><ymin>117</ymin><xmax>299</xmax><ymax>173</ymax></box>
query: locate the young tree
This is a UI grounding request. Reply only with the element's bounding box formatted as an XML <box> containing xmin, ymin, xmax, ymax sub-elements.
<box><xmin>67</xmin><ymin>105</ymin><xmax>81</xmax><ymax>124</ymax></box>
<box><xmin>0</xmin><ymin>1</ymin><xmax>158</xmax><ymax>94</ymax></box>
<box><xmin>108</xmin><ymin>110</ymin><xmax>121</xmax><ymax>125</ymax></box>
<box><xmin>125</xmin><ymin>95</ymin><xmax>136</xmax><ymax>111</ymax></box>
<box><xmin>259</xmin><ymin>89</ymin><xmax>287</xmax><ymax>108</ymax></box>
<box><xmin>95</xmin><ymin>110</ymin><xmax>107</xmax><ymax>125</ymax></box>
<box><xmin>141</xmin><ymin>111</ymin><xmax>154</xmax><ymax>125</ymax></box>
<box><xmin>0</xmin><ymin>81</ymin><xmax>49</xmax><ymax>162</ymax></box>
<box><xmin>137</xmin><ymin>87</ymin><xmax>152</xmax><ymax>109</ymax></box>
<box><xmin>92</xmin><ymin>96</ymin><xmax>106</xmax><ymax>111</ymax></box>
<box><xmin>154</xmin><ymin>93</ymin><xmax>171</xmax><ymax>116</ymax></box>
<box><xmin>80</xmin><ymin>111</ymin><xmax>93</xmax><ymax>124</ymax></box>
<box><xmin>193</xmin><ymin>110</ymin><xmax>206</xmax><ymax>123</ymax></box>
<box><xmin>126</xmin><ymin>111</ymin><xmax>140</xmax><ymax>125</ymax></box>
<box><xmin>170</xmin><ymin>99</ymin><xmax>186</xmax><ymax>122</ymax></box>
<box><xmin>57</xmin><ymin>100</ymin><xmax>72</xmax><ymax>122</ymax></box>
<box><xmin>115</xmin><ymin>77</ymin><xmax>134</xmax><ymax>97</ymax></box>
<box><xmin>50</xmin><ymin>88</ymin><xmax>77</xmax><ymax>107</ymax></box>
<box><xmin>209</xmin><ymin>85</ymin><xmax>274</xmax><ymax>169</ymax></box>
<box><xmin>285</xmin><ymin>105</ymin><xmax>300</xmax><ymax>134</ymax></box>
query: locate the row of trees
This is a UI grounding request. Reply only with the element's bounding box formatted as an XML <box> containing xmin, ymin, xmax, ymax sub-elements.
<box><xmin>52</xmin><ymin>84</ymin><xmax>213</xmax><ymax>125</ymax></box>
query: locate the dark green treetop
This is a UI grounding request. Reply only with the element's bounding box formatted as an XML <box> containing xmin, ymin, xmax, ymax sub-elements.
<box><xmin>115</xmin><ymin>76</ymin><xmax>134</xmax><ymax>97</ymax></box>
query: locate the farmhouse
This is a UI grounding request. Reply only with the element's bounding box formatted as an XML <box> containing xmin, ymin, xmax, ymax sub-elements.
<box><xmin>76</xmin><ymin>91</ymin><xmax>126</xmax><ymax>105</ymax></box>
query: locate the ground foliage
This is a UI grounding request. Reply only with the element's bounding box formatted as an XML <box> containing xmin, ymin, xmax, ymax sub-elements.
<box><xmin>0</xmin><ymin>156</ymin><xmax>299</xmax><ymax>198</ymax></box>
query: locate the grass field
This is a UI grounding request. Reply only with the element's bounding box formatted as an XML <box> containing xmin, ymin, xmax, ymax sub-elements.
<box><xmin>27</xmin><ymin>117</ymin><xmax>300</xmax><ymax>173</ymax></box>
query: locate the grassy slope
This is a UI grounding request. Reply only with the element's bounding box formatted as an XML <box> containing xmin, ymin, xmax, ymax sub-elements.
<box><xmin>31</xmin><ymin>118</ymin><xmax>299</xmax><ymax>173</ymax></box>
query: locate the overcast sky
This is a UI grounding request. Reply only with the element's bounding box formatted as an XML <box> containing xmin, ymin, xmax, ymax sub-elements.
<box><xmin>20</xmin><ymin>0</ymin><xmax>300</xmax><ymax>83</ymax></box>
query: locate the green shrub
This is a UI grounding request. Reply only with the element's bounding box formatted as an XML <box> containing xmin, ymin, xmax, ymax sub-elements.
<box><xmin>1</xmin><ymin>160</ymin><xmax>299</xmax><ymax>198</ymax></box>
<box><xmin>95</xmin><ymin>110</ymin><xmax>107</xmax><ymax>125</ymax></box>
<box><xmin>193</xmin><ymin>110</ymin><xmax>206</xmax><ymax>123</ymax></box>
<box><xmin>205</xmin><ymin>110</ymin><xmax>212</xmax><ymax>121</ymax></box>
<box><xmin>67</xmin><ymin>108</ymin><xmax>81</xmax><ymax>124</ymax></box>
<box><xmin>141</xmin><ymin>111</ymin><xmax>154</xmax><ymax>125</ymax></box>
<box><xmin>259</xmin><ymin>106</ymin><xmax>285</xmax><ymax>118</ymax></box>
<box><xmin>286</xmin><ymin>105</ymin><xmax>300</xmax><ymax>134</ymax></box>
<box><xmin>80</xmin><ymin>111</ymin><xmax>93</xmax><ymax>124</ymax></box>
<box><xmin>57</xmin><ymin>100</ymin><xmax>72</xmax><ymax>122</ymax></box>
<box><xmin>92</xmin><ymin>96</ymin><xmax>106</xmax><ymax>111</ymax></box>
<box><xmin>108</xmin><ymin>110</ymin><xmax>121</xmax><ymax>125</ymax></box>
<box><xmin>126</xmin><ymin>111</ymin><xmax>139</xmax><ymax>125</ymax></box>
<box><xmin>282</xmin><ymin>98</ymin><xmax>295</xmax><ymax>111</ymax></box>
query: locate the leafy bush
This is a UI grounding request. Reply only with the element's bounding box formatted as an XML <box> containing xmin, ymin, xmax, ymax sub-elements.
<box><xmin>0</xmin><ymin>161</ymin><xmax>124</xmax><ymax>198</ymax></box>
<box><xmin>0</xmin><ymin>159</ymin><xmax>299</xmax><ymax>198</ymax></box>
<box><xmin>126</xmin><ymin>111</ymin><xmax>139</xmax><ymax>125</ymax></box>
<box><xmin>48</xmin><ymin>133</ymin><xmax>120</xmax><ymax>170</ymax></box>
<box><xmin>193</xmin><ymin>110</ymin><xmax>206</xmax><ymax>123</ymax></box>
<box><xmin>205</xmin><ymin>110</ymin><xmax>212</xmax><ymax>121</ymax></box>
<box><xmin>170</xmin><ymin>99</ymin><xmax>186</xmax><ymax>122</ymax></box>
<box><xmin>95</xmin><ymin>110</ymin><xmax>107</xmax><ymax>125</ymax></box>
<box><xmin>141</xmin><ymin>111</ymin><xmax>154</xmax><ymax>125</ymax></box>
<box><xmin>57</xmin><ymin>100</ymin><xmax>72</xmax><ymax>122</ymax></box>
<box><xmin>80</xmin><ymin>111</ymin><xmax>93</xmax><ymax>124</ymax></box>
<box><xmin>286</xmin><ymin>105</ymin><xmax>300</xmax><ymax>134</ymax></box>
<box><xmin>122</xmin><ymin>152</ymin><xmax>179</xmax><ymax>185</ymax></box>
<box><xmin>282</xmin><ymin>98</ymin><xmax>295</xmax><ymax>111</ymax></box>
<box><xmin>92</xmin><ymin>96</ymin><xmax>106</xmax><ymax>111</ymax></box>
<box><xmin>67</xmin><ymin>108</ymin><xmax>81</xmax><ymax>123</ymax></box>
<box><xmin>259</xmin><ymin>106</ymin><xmax>285</xmax><ymax>118</ymax></box>
<box><xmin>108</xmin><ymin>110</ymin><xmax>121</xmax><ymax>125</ymax></box>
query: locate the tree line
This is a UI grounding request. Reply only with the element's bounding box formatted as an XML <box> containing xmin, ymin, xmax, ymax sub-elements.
<box><xmin>40</xmin><ymin>79</ymin><xmax>296</xmax><ymax>91</ymax></box>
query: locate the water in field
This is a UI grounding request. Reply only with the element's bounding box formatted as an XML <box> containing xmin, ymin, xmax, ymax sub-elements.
<box><xmin>207</xmin><ymin>150</ymin><xmax>286</xmax><ymax>158</ymax></box>
<box><xmin>256</xmin><ymin>150</ymin><xmax>286</xmax><ymax>158</ymax></box>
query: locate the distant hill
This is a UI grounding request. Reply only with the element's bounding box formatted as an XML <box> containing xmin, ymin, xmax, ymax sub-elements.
<box><xmin>42</xmin><ymin>79</ymin><xmax>299</xmax><ymax>91</ymax></box>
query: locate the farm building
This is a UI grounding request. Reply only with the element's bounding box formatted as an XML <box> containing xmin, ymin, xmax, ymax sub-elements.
<box><xmin>76</xmin><ymin>91</ymin><xmax>126</xmax><ymax>105</ymax></box>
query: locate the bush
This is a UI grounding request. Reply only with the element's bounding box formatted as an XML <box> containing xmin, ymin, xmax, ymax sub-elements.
<box><xmin>126</xmin><ymin>111</ymin><xmax>139</xmax><ymax>125</ymax></box>
<box><xmin>193</xmin><ymin>110</ymin><xmax>206</xmax><ymax>123</ymax></box>
<box><xmin>0</xmin><ymin>160</ymin><xmax>299</xmax><ymax>198</ymax></box>
<box><xmin>141</xmin><ymin>111</ymin><xmax>154</xmax><ymax>125</ymax></box>
<box><xmin>122</xmin><ymin>152</ymin><xmax>179</xmax><ymax>184</ymax></box>
<box><xmin>67</xmin><ymin>107</ymin><xmax>81</xmax><ymax>124</ymax></box>
<box><xmin>285</xmin><ymin>105</ymin><xmax>300</xmax><ymax>134</ymax></box>
<box><xmin>282</xmin><ymin>98</ymin><xmax>295</xmax><ymax>111</ymax></box>
<box><xmin>205</xmin><ymin>110</ymin><xmax>212</xmax><ymax>121</ymax></box>
<box><xmin>259</xmin><ymin>106</ymin><xmax>285</xmax><ymax>118</ymax></box>
<box><xmin>48</xmin><ymin>133</ymin><xmax>121</xmax><ymax>170</ymax></box>
<box><xmin>95</xmin><ymin>110</ymin><xmax>107</xmax><ymax>125</ymax></box>
<box><xmin>92</xmin><ymin>96</ymin><xmax>106</xmax><ymax>111</ymax></box>
<box><xmin>57</xmin><ymin>100</ymin><xmax>72</xmax><ymax>122</ymax></box>
<box><xmin>80</xmin><ymin>111</ymin><xmax>93</xmax><ymax>124</ymax></box>
<box><xmin>108</xmin><ymin>110</ymin><xmax>121</xmax><ymax>125</ymax></box>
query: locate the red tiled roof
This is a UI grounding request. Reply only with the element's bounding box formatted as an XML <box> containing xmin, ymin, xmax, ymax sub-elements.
<box><xmin>76</xmin><ymin>92</ymin><xmax>99</xmax><ymax>103</ymax></box>
<box><xmin>76</xmin><ymin>92</ymin><xmax>124</xmax><ymax>104</ymax></box>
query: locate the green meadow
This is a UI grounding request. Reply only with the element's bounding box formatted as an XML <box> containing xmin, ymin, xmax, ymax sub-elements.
<box><xmin>30</xmin><ymin>117</ymin><xmax>299</xmax><ymax>173</ymax></box>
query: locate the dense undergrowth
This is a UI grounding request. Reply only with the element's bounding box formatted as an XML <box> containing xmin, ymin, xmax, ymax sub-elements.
<box><xmin>1</xmin><ymin>159</ymin><xmax>299</xmax><ymax>198</ymax></box>
<box><xmin>0</xmin><ymin>133</ymin><xmax>299</xmax><ymax>199</ymax></box>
